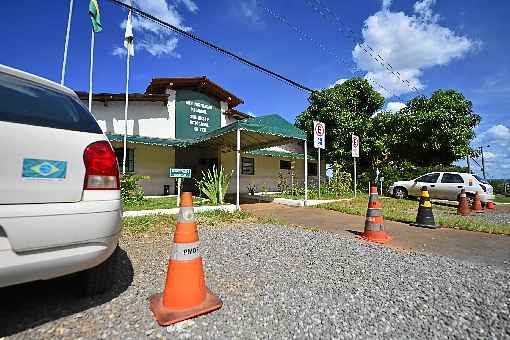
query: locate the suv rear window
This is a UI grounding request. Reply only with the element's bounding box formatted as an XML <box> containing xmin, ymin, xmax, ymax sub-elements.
<box><xmin>0</xmin><ymin>72</ymin><xmax>102</xmax><ymax>134</ymax></box>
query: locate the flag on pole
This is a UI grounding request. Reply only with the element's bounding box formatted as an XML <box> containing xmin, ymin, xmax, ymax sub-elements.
<box><xmin>124</xmin><ymin>11</ymin><xmax>134</xmax><ymax>56</ymax></box>
<box><xmin>89</xmin><ymin>0</ymin><xmax>103</xmax><ymax>33</ymax></box>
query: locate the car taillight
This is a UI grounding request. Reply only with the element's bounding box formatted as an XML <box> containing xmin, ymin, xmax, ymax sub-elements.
<box><xmin>83</xmin><ymin>141</ymin><xmax>120</xmax><ymax>190</ymax></box>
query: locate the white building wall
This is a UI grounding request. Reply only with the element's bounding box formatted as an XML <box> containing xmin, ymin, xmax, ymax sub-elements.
<box><xmin>85</xmin><ymin>100</ymin><xmax>173</xmax><ymax>139</ymax></box>
<box><xmin>220</xmin><ymin>151</ymin><xmax>326</xmax><ymax>193</ymax></box>
<box><xmin>111</xmin><ymin>141</ymin><xmax>176</xmax><ymax>196</ymax></box>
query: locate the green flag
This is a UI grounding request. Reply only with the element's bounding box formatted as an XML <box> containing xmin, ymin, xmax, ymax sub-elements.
<box><xmin>89</xmin><ymin>0</ymin><xmax>102</xmax><ymax>33</ymax></box>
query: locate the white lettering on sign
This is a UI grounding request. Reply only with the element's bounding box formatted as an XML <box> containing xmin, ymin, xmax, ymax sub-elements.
<box><xmin>184</xmin><ymin>100</ymin><xmax>216</xmax><ymax>134</ymax></box>
<box><xmin>313</xmin><ymin>121</ymin><xmax>326</xmax><ymax>149</ymax></box>
<box><xmin>171</xmin><ymin>241</ymin><xmax>200</xmax><ymax>261</ymax></box>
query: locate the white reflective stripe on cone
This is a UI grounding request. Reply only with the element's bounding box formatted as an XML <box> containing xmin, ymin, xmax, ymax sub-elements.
<box><xmin>170</xmin><ymin>241</ymin><xmax>200</xmax><ymax>261</ymax></box>
<box><xmin>177</xmin><ymin>207</ymin><xmax>196</xmax><ymax>223</ymax></box>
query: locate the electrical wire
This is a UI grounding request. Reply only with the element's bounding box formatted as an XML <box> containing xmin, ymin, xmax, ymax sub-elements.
<box><xmin>258</xmin><ymin>3</ymin><xmax>405</xmax><ymax>101</ymax></box>
<box><xmin>304</xmin><ymin>0</ymin><xmax>421</xmax><ymax>97</ymax></box>
<box><xmin>106</xmin><ymin>0</ymin><xmax>314</xmax><ymax>93</ymax></box>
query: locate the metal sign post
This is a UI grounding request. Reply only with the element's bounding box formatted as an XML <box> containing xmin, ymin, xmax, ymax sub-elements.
<box><xmin>313</xmin><ymin>121</ymin><xmax>325</xmax><ymax>199</ymax></box>
<box><xmin>169</xmin><ymin>168</ymin><xmax>192</xmax><ymax>207</ymax></box>
<box><xmin>352</xmin><ymin>134</ymin><xmax>360</xmax><ymax>197</ymax></box>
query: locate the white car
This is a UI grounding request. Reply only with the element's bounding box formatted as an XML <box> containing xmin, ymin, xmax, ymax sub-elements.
<box><xmin>0</xmin><ymin>64</ymin><xmax>122</xmax><ymax>294</ymax></box>
<box><xmin>389</xmin><ymin>172</ymin><xmax>495</xmax><ymax>204</ymax></box>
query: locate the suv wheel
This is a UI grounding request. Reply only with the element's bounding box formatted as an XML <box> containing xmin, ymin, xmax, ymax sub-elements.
<box><xmin>393</xmin><ymin>187</ymin><xmax>408</xmax><ymax>199</ymax></box>
<box><xmin>79</xmin><ymin>245</ymin><xmax>120</xmax><ymax>296</ymax></box>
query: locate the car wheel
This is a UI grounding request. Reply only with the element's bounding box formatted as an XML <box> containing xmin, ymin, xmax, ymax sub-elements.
<box><xmin>393</xmin><ymin>187</ymin><xmax>408</xmax><ymax>199</ymax></box>
<box><xmin>79</xmin><ymin>245</ymin><xmax>120</xmax><ymax>296</ymax></box>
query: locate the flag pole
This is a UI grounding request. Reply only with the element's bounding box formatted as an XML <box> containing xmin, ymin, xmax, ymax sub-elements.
<box><xmin>88</xmin><ymin>29</ymin><xmax>94</xmax><ymax>111</ymax></box>
<box><xmin>61</xmin><ymin>0</ymin><xmax>74</xmax><ymax>85</ymax></box>
<box><xmin>122</xmin><ymin>39</ymin><xmax>130</xmax><ymax>175</ymax></box>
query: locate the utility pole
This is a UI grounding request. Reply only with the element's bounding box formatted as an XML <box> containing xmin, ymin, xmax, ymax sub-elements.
<box><xmin>466</xmin><ymin>156</ymin><xmax>471</xmax><ymax>173</ymax></box>
<box><xmin>479</xmin><ymin>145</ymin><xmax>490</xmax><ymax>179</ymax></box>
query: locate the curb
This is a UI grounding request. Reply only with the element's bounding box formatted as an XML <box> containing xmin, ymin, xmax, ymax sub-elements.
<box><xmin>123</xmin><ymin>204</ymin><xmax>237</xmax><ymax>218</ymax></box>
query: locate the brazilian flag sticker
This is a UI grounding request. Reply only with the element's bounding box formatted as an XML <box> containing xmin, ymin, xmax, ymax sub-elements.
<box><xmin>22</xmin><ymin>158</ymin><xmax>67</xmax><ymax>179</ymax></box>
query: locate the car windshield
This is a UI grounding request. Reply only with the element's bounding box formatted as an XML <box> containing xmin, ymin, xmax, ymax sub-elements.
<box><xmin>473</xmin><ymin>174</ymin><xmax>488</xmax><ymax>184</ymax></box>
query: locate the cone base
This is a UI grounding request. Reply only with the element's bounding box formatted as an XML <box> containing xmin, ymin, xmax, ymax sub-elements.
<box><xmin>149</xmin><ymin>289</ymin><xmax>222</xmax><ymax>326</ymax></box>
<box><xmin>358</xmin><ymin>231</ymin><xmax>391</xmax><ymax>244</ymax></box>
<box><xmin>410</xmin><ymin>222</ymin><xmax>440</xmax><ymax>229</ymax></box>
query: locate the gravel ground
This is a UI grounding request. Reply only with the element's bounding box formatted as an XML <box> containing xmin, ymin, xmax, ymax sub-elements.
<box><xmin>2</xmin><ymin>224</ymin><xmax>509</xmax><ymax>339</ymax></box>
<box><xmin>471</xmin><ymin>206</ymin><xmax>510</xmax><ymax>225</ymax></box>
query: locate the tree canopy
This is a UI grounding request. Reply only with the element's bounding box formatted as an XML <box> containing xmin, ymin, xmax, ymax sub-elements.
<box><xmin>295</xmin><ymin>78</ymin><xmax>481</xmax><ymax>183</ymax></box>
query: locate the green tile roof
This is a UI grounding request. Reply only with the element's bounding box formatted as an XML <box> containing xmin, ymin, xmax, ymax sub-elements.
<box><xmin>106</xmin><ymin>133</ymin><xmax>191</xmax><ymax>147</ymax></box>
<box><xmin>107</xmin><ymin>114</ymin><xmax>308</xmax><ymax>155</ymax></box>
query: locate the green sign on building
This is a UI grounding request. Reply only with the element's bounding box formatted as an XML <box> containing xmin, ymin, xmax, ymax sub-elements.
<box><xmin>169</xmin><ymin>168</ymin><xmax>192</xmax><ymax>178</ymax></box>
<box><xmin>175</xmin><ymin>90</ymin><xmax>221</xmax><ymax>139</ymax></box>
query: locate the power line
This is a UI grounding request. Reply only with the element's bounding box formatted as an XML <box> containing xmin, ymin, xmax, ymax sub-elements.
<box><xmin>304</xmin><ymin>0</ymin><xmax>421</xmax><ymax>97</ymax></box>
<box><xmin>258</xmin><ymin>2</ymin><xmax>405</xmax><ymax>102</ymax></box>
<box><xmin>107</xmin><ymin>0</ymin><xmax>314</xmax><ymax>93</ymax></box>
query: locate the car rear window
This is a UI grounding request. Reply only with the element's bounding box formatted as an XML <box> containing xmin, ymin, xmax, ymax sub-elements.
<box><xmin>441</xmin><ymin>173</ymin><xmax>464</xmax><ymax>183</ymax></box>
<box><xmin>0</xmin><ymin>72</ymin><xmax>102</xmax><ymax>134</ymax></box>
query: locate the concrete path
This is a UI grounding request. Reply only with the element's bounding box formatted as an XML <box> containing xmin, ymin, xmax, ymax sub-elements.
<box><xmin>242</xmin><ymin>203</ymin><xmax>510</xmax><ymax>269</ymax></box>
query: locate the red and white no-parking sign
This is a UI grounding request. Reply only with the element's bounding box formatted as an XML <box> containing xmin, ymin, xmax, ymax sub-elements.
<box><xmin>313</xmin><ymin>121</ymin><xmax>325</xmax><ymax>149</ymax></box>
<box><xmin>352</xmin><ymin>134</ymin><xmax>360</xmax><ymax>158</ymax></box>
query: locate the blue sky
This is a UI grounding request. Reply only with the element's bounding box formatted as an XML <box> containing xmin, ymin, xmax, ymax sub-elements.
<box><xmin>2</xmin><ymin>0</ymin><xmax>509</xmax><ymax>178</ymax></box>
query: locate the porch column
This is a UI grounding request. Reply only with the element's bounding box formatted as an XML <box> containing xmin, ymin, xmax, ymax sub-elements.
<box><xmin>236</xmin><ymin>129</ymin><xmax>241</xmax><ymax>210</ymax></box>
<box><xmin>304</xmin><ymin>140</ymin><xmax>308</xmax><ymax>206</ymax></box>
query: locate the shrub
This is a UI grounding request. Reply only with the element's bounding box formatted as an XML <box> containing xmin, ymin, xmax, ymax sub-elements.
<box><xmin>196</xmin><ymin>165</ymin><xmax>233</xmax><ymax>205</ymax></box>
<box><xmin>120</xmin><ymin>174</ymin><xmax>149</xmax><ymax>204</ymax></box>
<box><xmin>328</xmin><ymin>163</ymin><xmax>352</xmax><ymax>196</ymax></box>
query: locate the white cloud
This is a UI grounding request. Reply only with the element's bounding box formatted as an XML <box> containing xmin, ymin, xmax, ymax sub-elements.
<box><xmin>381</xmin><ymin>0</ymin><xmax>392</xmax><ymax>11</ymax></box>
<box><xmin>352</xmin><ymin>0</ymin><xmax>475</xmax><ymax>98</ymax></box>
<box><xmin>328</xmin><ymin>78</ymin><xmax>348</xmax><ymax>88</ymax></box>
<box><xmin>113</xmin><ymin>0</ymin><xmax>195</xmax><ymax>57</ymax></box>
<box><xmin>239</xmin><ymin>0</ymin><xmax>260</xmax><ymax>23</ymax></box>
<box><xmin>385</xmin><ymin>101</ymin><xmax>406</xmax><ymax>112</ymax></box>
<box><xmin>176</xmin><ymin>0</ymin><xmax>198</xmax><ymax>13</ymax></box>
<box><xmin>483</xmin><ymin>151</ymin><xmax>496</xmax><ymax>160</ymax></box>
<box><xmin>484</xmin><ymin>124</ymin><xmax>510</xmax><ymax>145</ymax></box>
<box><xmin>473</xmin><ymin>124</ymin><xmax>510</xmax><ymax>178</ymax></box>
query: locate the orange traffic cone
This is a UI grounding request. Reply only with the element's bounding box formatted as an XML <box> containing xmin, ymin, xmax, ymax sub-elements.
<box><xmin>359</xmin><ymin>184</ymin><xmax>391</xmax><ymax>243</ymax></box>
<box><xmin>149</xmin><ymin>192</ymin><xmax>222</xmax><ymax>326</ymax></box>
<box><xmin>486</xmin><ymin>201</ymin><xmax>495</xmax><ymax>209</ymax></box>
<box><xmin>457</xmin><ymin>189</ymin><xmax>471</xmax><ymax>216</ymax></box>
<box><xmin>471</xmin><ymin>191</ymin><xmax>483</xmax><ymax>213</ymax></box>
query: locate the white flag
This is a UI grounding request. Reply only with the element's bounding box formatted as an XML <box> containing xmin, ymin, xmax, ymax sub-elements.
<box><xmin>124</xmin><ymin>11</ymin><xmax>134</xmax><ymax>56</ymax></box>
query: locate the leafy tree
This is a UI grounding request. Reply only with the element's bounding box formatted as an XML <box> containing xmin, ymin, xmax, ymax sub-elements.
<box><xmin>380</xmin><ymin>90</ymin><xmax>480</xmax><ymax>166</ymax></box>
<box><xmin>296</xmin><ymin>80</ymin><xmax>480</xmax><ymax>187</ymax></box>
<box><xmin>295</xmin><ymin>77</ymin><xmax>384</xmax><ymax>170</ymax></box>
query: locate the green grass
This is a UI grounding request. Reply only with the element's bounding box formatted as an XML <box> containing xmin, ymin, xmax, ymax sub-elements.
<box><xmin>494</xmin><ymin>194</ymin><xmax>510</xmax><ymax>203</ymax></box>
<box><xmin>123</xmin><ymin>196</ymin><xmax>210</xmax><ymax>211</ymax></box>
<box><xmin>321</xmin><ymin>196</ymin><xmax>510</xmax><ymax>235</ymax></box>
<box><xmin>122</xmin><ymin>209</ymin><xmax>263</xmax><ymax>236</ymax></box>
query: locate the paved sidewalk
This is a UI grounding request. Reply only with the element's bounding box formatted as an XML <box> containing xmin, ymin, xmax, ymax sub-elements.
<box><xmin>242</xmin><ymin>203</ymin><xmax>510</xmax><ymax>269</ymax></box>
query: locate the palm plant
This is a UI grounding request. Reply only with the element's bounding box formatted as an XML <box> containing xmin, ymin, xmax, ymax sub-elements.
<box><xmin>196</xmin><ymin>165</ymin><xmax>233</xmax><ymax>205</ymax></box>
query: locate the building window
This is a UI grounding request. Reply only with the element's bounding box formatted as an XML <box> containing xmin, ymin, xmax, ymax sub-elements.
<box><xmin>308</xmin><ymin>162</ymin><xmax>318</xmax><ymax>176</ymax></box>
<box><xmin>114</xmin><ymin>148</ymin><xmax>135</xmax><ymax>173</ymax></box>
<box><xmin>241</xmin><ymin>157</ymin><xmax>255</xmax><ymax>175</ymax></box>
<box><xmin>280</xmin><ymin>160</ymin><xmax>292</xmax><ymax>170</ymax></box>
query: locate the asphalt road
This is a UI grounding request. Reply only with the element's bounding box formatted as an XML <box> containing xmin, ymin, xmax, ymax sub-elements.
<box><xmin>1</xmin><ymin>224</ymin><xmax>509</xmax><ymax>339</ymax></box>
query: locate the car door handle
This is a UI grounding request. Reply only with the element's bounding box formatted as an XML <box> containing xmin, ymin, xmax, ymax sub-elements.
<box><xmin>457</xmin><ymin>186</ymin><xmax>463</xmax><ymax>188</ymax></box>
<box><xmin>430</xmin><ymin>185</ymin><xmax>435</xmax><ymax>187</ymax></box>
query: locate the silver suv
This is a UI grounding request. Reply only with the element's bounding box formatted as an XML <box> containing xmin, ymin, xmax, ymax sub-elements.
<box><xmin>389</xmin><ymin>172</ymin><xmax>495</xmax><ymax>203</ymax></box>
<box><xmin>0</xmin><ymin>64</ymin><xmax>122</xmax><ymax>294</ymax></box>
